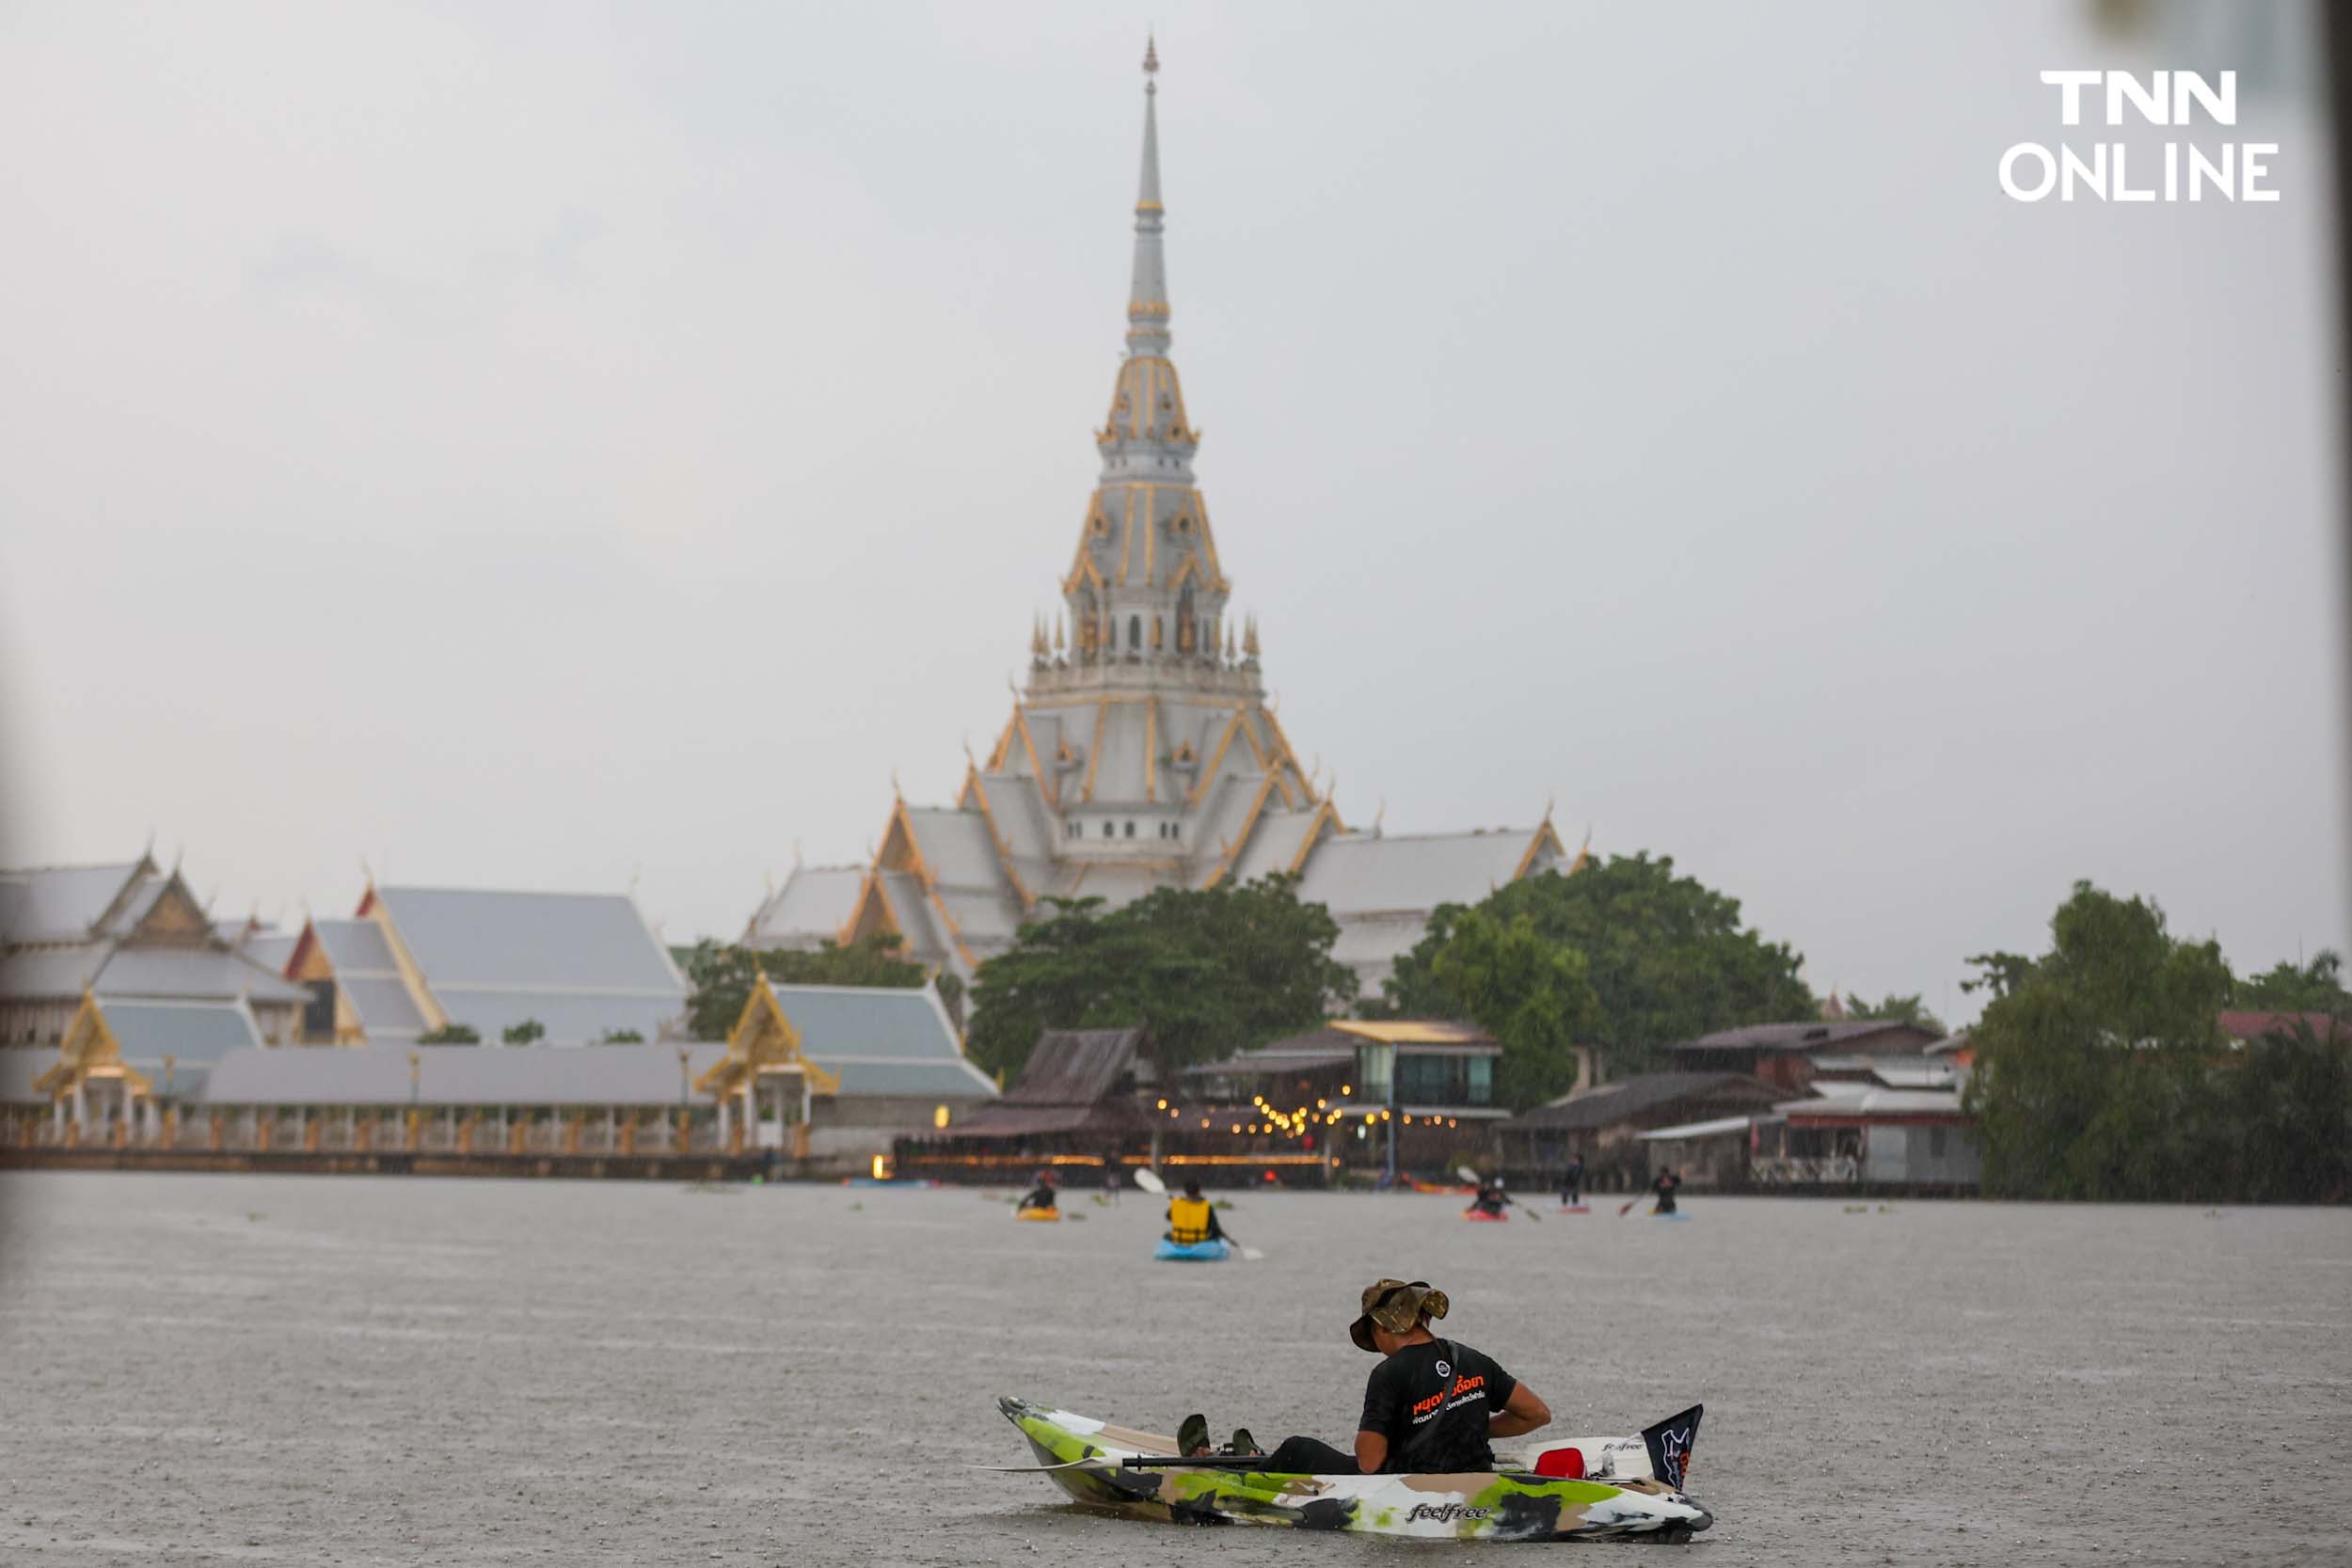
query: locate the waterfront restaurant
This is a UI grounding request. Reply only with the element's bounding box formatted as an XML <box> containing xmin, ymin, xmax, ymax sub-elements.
<box><xmin>1181</xmin><ymin>1020</ymin><xmax>1510</xmax><ymax>1181</ymax></box>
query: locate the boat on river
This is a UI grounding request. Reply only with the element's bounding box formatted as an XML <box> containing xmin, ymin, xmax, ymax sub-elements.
<box><xmin>993</xmin><ymin>1397</ymin><xmax>1710</xmax><ymax>1543</ymax></box>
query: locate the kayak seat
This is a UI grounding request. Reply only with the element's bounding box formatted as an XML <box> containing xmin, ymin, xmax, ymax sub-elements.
<box><xmin>1531</xmin><ymin>1446</ymin><xmax>1585</xmax><ymax>1480</ymax></box>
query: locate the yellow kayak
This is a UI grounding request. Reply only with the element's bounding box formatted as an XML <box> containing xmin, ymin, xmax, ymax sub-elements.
<box><xmin>1016</xmin><ymin>1206</ymin><xmax>1061</xmax><ymax>1223</ymax></box>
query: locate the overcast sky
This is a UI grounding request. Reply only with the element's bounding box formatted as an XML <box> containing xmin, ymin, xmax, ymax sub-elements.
<box><xmin>1</xmin><ymin>2</ymin><xmax>2342</xmax><ymax>1023</ymax></box>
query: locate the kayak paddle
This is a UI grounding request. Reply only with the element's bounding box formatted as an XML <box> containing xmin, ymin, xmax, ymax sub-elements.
<box><xmin>1134</xmin><ymin>1167</ymin><xmax>1263</xmax><ymax>1260</ymax></box>
<box><xmin>1618</xmin><ymin>1196</ymin><xmax>1642</xmax><ymax>1216</ymax></box>
<box><xmin>1454</xmin><ymin>1166</ymin><xmax>1540</xmax><ymax>1223</ymax></box>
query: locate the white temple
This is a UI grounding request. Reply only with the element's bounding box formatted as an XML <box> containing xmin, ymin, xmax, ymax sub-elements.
<box><xmin>747</xmin><ymin>41</ymin><xmax>1577</xmax><ymax>997</ymax></box>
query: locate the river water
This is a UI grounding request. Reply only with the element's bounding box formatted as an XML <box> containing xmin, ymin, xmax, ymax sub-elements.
<box><xmin>1</xmin><ymin>1173</ymin><xmax>2345</xmax><ymax>1566</ymax></box>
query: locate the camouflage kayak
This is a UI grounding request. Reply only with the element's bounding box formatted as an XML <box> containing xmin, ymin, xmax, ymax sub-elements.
<box><xmin>995</xmin><ymin>1396</ymin><xmax>1711</xmax><ymax>1542</ymax></box>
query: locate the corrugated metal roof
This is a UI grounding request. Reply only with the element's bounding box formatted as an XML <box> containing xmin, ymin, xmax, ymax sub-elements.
<box><xmin>99</xmin><ymin>999</ymin><xmax>261</xmax><ymax>1062</ymax></box>
<box><xmin>1001</xmin><ymin>1027</ymin><xmax>1149</xmax><ymax>1105</ymax></box>
<box><xmin>1331</xmin><ymin>1019</ymin><xmax>1494</xmax><ymax>1047</ymax></box>
<box><xmin>1669</xmin><ymin>1020</ymin><xmax>1938</xmax><ymax>1054</ymax></box>
<box><xmin>1506</xmin><ymin>1072</ymin><xmax>1785</xmax><ymax>1132</ymax></box>
<box><xmin>1637</xmin><ymin>1114</ymin><xmax>1759</xmax><ymax>1142</ymax></box>
<box><xmin>1779</xmin><ymin>1089</ymin><xmax>1966</xmax><ymax>1120</ymax></box>
<box><xmin>1868</xmin><ymin>1064</ymin><xmax>1960</xmax><ymax>1090</ymax></box>
<box><xmin>372</xmin><ymin>887</ymin><xmax>684</xmax><ymax>993</ymax></box>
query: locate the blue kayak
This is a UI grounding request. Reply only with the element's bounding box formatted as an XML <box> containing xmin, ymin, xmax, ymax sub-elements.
<box><xmin>1154</xmin><ymin>1237</ymin><xmax>1231</xmax><ymax>1262</ymax></box>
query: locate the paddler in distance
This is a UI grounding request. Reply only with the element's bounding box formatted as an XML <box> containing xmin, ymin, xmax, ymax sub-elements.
<box><xmin>1017</xmin><ymin>1168</ymin><xmax>1059</xmax><ymax>1214</ymax></box>
<box><xmin>1232</xmin><ymin>1278</ymin><xmax>1550</xmax><ymax>1474</ymax></box>
<box><xmin>1164</xmin><ymin>1178</ymin><xmax>1224</xmax><ymax>1248</ymax></box>
<box><xmin>1470</xmin><ymin>1176</ymin><xmax>1508</xmax><ymax>1218</ymax></box>
<box><xmin>1651</xmin><ymin>1167</ymin><xmax>1680</xmax><ymax>1215</ymax></box>
<box><xmin>1559</xmin><ymin>1154</ymin><xmax>1585</xmax><ymax>1208</ymax></box>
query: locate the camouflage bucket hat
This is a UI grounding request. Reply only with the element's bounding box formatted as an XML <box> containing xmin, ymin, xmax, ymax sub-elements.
<box><xmin>1349</xmin><ymin>1278</ymin><xmax>1449</xmax><ymax>1353</ymax></box>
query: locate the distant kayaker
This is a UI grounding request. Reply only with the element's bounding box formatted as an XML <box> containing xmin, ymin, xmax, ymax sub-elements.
<box><xmin>1470</xmin><ymin>1178</ymin><xmax>1507</xmax><ymax>1218</ymax></box>
<box><xmin>1559</xmin><ymin>1155</ymin><xmax>1584</xmax><ymax>1207</ymax></box>
<box><xmin>1239</xmin><ymin>1277</ymin><xmax>1550</xmax><ymax>1475</ymax></box>
<box><xmin>1651</xmin><ymin>1167</ymin><xmax>1680</xmax><ymax>1215</ymax></box>
<box><xmin>1018</xmin><ymin>1170</ymin><xmax>1059</xmax><ymax>1213</ymax></box>
<box><xmin>1165</xmin><ymin>1179</ymin><xmax>1224</xmax><ymax>1247</ymax></box>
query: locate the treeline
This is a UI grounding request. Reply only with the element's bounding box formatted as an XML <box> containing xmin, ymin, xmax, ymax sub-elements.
<box><xmin>1964</xmin><ymin>883</ymin><xmax>2351</xmax><ymax>1205</ymax></box>
<box><xmin>962</xmin><ymin>852</ymin><xmax>1820</xmax><ymax>1107</ymax></box>
<box><xmin>681</xmin><ymin>855</ymin><xmax>1826</xmax><ymax>1108</ymax></box>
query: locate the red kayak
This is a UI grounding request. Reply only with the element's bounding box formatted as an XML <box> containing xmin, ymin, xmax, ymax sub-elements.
<box><xmin>1462</xmin><ymin>1207</ymin><xmax>1509</xmax><ymax>1223</ymax></box>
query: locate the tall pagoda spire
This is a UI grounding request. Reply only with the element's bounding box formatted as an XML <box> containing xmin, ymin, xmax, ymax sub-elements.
<box><xmin>1042</xmin><ymin>38</ymin><xmax>1238</xmax><ymax>697</ymax></box>
<box><xmin>1128</xmin><ymin>35</ymin><xmax>1170</xmax><ymax>356</ymax></box>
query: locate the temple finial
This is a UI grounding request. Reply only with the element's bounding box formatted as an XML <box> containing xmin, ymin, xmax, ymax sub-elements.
<box><xmin>1143</xmin><ymin>33</ymin><xmax>1158</xmax><ymax>77</ymax></box>
<box><xmin>1126</xmin><ymin>36</ymin><xmax>1170</xmax><ymax>356</ymax></box>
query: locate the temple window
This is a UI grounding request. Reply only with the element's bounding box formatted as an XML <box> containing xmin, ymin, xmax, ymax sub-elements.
<box><xmin>1102</xmin><ymin>821</ymin><xmax>1115</xmax><ymax>839</ymax></box>
<box><xmin>1128</xmin><ymin>614</ymin><xmax>1141</xmax><ymax>649</ymax></box>
<box><xmin>1124</xmin><ymin>821</ymin><xmax>1136</xmax><ymax>838</ymax></box>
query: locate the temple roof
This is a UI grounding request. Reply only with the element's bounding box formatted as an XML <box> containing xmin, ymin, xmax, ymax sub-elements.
<box><xmin>348</xmin><ymin>884</ymin><xmax>690</xmax><ymax>1045</ymax></box>
<box><xmin>743</xmin><ymin>864</ymin><xmax>867</xmax><ymax>950</ymax></box>
<box><xmin>0</xmin><ymin>859</ymin><xmax>155</xmax><ymax>943</ymax></box>
<box><xmin>0</xmin><ymin>855</ymin><xmax>310</xmax><ymax>1013</ymax></box>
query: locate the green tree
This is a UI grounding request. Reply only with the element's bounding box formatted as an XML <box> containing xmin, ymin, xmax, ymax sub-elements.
<box><xmin>965</xmin><ymin>873</ymin><xmax>1357</xmax><ymax>1082</ymax></box>
<box><xmin>1424</xmin><ymin>911</ymin><xmax>1605</xmax><ymax>1108</ymax></box>
<box><xmin>417</xmin><ymin>1023</ymin><xmax>480</xmax><ymax>1044</ymax></box>
<box><xmin>1381</xmin><ymin>852</ymin><xmax>1813</xmax><ymax>1074</ymax></box>
<box><xmin>1963</xmin><ymin>881</ymin><xmax>2233</xmax><ymax>1201</ymax></box>
<box><xmin>1960</xmin><ymin>951</ymin><xmax>2037</xmax><ymax>1002</ymax></box>
<box><xmin>680</xmin><ymin>932</ymin><xmax>925</xmax><ymax>1040</ymax></box>
<box><xmin>2214</xmin><ymin>1017</ymin><xmax>2352</xmax><ymax>1202</ymax></box>
<box><xmin>599</xmin><ymin>1028</ymin><xmax>644</xmax><ymax>1044</ymax></box>
<box><xmin>502</xmin><ymin>1018</ymin><xmax>546</xmax><ymax>1046</ymax></box>
<box><xmin>2233</xmin><ymin>951</ymin><xmax>2349</xmax><ymax>1015</ymax></box>
<box><xmin>1844</xmin><ymin>992</ymin><xmax>1947</xmax><ymax>1036</ymax></box>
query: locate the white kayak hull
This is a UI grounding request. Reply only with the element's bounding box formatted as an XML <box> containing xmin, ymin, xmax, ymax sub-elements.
<box><xmin>996</xmin><ymin>1397</ymin><xmax>1711</xmax><ymax>1543</ymax></box>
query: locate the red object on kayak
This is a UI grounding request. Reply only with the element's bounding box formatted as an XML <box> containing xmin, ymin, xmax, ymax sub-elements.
<box><xmin>1532</xmin><ymin>1447</ymin><xmax>1586</xmax><ymax>1480</ymax></box>
<box><xmin>1461</xmin><ymin>1207</ymin><xmax>1509</xmax><ymax>1222</ymax></box>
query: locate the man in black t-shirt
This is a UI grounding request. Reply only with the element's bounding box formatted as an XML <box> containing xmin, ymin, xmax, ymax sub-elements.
<box><xmin>1255</xmin><ymin>1277</ymin><xmax>1551</xmax><ymax>1476</ymax></box>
